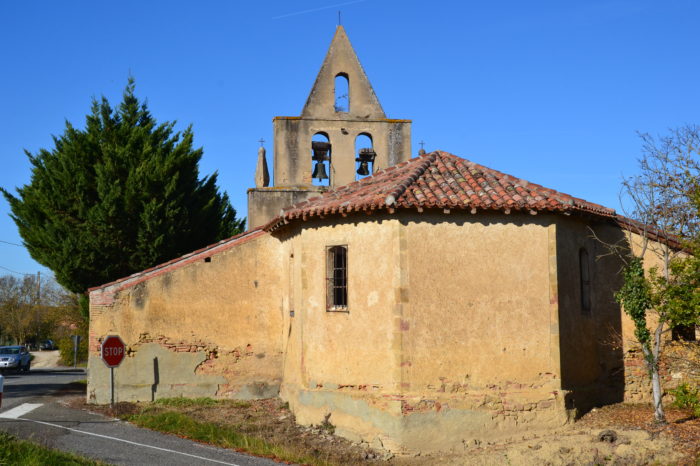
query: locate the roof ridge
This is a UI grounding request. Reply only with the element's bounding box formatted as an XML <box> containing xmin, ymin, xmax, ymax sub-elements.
<box><xmin>384</xmin><ymin>152</ymin><xmax>437</xmax><ymax>206</ymax></box>
<box><xmin>438</xmin><ymin>152</ymin><xmax>615</xmax><ymax>215</ymax></box>
<box><xmin>263</xmin><ymin>150</ymin><xmax>620</xmax><ymax>232</ymax></box>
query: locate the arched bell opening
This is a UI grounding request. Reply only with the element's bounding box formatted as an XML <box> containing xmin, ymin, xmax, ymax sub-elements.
<box><xmin>334</xmin><ymin>73</ymin><xmax>349</xmax><ymax>113</ymax></box>
<box><xmin>311</xmin><ymin>132</ymin><xmax>331</xmax><ymax>187</ymax></box>
<box><xmin>355</xmin><ymin>133</ymin><xmax>375</xmax><ymax>181</ymax></box>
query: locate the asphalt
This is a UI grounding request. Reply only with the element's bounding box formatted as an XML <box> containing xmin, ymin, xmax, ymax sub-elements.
<box><xmin>0</xmin><ymin>368</ymin><xmax>280</xmax><ymax>465</ymax></box>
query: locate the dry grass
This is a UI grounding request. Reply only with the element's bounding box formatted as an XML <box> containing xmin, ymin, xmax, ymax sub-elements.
<box><xmin>64</xmin><ymin>387</ymin><xmax>700</xmax><ymax>465</ymax></box>
<box><xmin>76</xmin><ymin>397</ymin><xmax>384</xmax><ymax>465</ymax></box>
<box><xmin>580</xmin><ymin>403</ymin><xmax>700</xmax><ymax>465</ymax></box>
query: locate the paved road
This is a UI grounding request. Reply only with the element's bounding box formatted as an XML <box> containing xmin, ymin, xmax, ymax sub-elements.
<box><xmin>0</xmin><ymin>368</ymin><xmax>279</xmax><ymax>465</ymax></box>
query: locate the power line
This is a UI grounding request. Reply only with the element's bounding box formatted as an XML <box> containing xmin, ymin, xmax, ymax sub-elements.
<box><xmin>0</xmin><ymin>265</ymin><xmax>32</xmax><ymax>276</ymax></box>
<box><xmin>0</xmin><ymin>240</ymin><xmax>23</xmax><ymax>247</ymax></box>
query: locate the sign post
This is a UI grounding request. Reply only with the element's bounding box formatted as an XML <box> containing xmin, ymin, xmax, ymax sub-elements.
<box><xmin>71</xmin><ymin>335</ymin><xmax>81</xmax><ymax>368</ymax></box>
<box><xmin>100</xmin><ymin>335</ymin><xmax>126</xmax><ymax>406</ymax></box>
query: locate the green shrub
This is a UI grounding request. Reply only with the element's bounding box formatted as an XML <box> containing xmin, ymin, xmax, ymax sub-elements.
<box><xmin>58</xmin><ymin>336</ymin><xmax>88</xmax><ymax>366</ymax></box>
<box><xmin>670</xmin><ymin>383</ymin><xmax>700</xmax><ymax>418</ymax></box>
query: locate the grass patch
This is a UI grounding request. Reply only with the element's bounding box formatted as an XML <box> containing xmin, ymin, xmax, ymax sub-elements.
<box><xmin>0</xmin><ymin>431</ymin><xmax>103</xmax><ymax>465</ymax></box>
<box><xmin>153</xmin><ymin>397</ymin><xmax>218</xmax><ymax>408</ymax></box>
<box><xmin>74</xmin><ymin>379</ymin><xmax>87</xmax><ymax>385</ymax></box>
<box><xmin>153</xmin><ymin>397</ymin><xmax>251</xmax><ymax>409</ymax></box>
<box><xmin>128</xmin><ymin>410</ymin><xmax>328</xmax><ymax>465</ymax></box>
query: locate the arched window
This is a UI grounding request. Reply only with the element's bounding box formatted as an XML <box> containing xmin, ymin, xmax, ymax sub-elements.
<box><xmin>334</xmin><ymin>73</ymin><xmax>349</xmax><ymax>112</ymax></box>
<box><xmin>579</xmin><ymin>248</ymin><xmax>591</xmax><ymax>314</ymax></box>
<box><xmin>311</xmin><ymin>132</ymin><xmax>331</xmax><ymax>187</ymax></box>
<box><xmin>354</xmin><ymin>133</ymin><xmax>374</xmax><ymax>181</ymax></box>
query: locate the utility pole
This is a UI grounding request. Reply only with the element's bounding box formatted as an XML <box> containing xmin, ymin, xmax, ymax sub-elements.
<box><xmin>34</xmin><ymin>271</ymin><xmax>41</xmax><ymax>350</ymax></box>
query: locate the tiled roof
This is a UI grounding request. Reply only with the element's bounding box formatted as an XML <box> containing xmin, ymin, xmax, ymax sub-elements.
<box><xmin>263</xmin><ymin>151</ymin><xmax>616</xmax><ymax>231</ymax></box>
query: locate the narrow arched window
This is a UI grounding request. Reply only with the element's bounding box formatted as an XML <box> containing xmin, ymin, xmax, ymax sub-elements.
<box><xmin>327</xmin><ymin>245</ymin><xmax>348</xmax><ymax>311</ymax></box>
<box><xmin>354</xmin><ymin>133</ymin><xmax>374</xmax><ymax>181</ymax></box>
<box><xmin>334</xmin><ymin>73</ymin><xmax>349</xmax><ymax>112</ymax></box>
<box><xmin>311</xmin><ymin>132</ymin><xmax>331</xmax><ymax>187</ymax></box>
<box><xmin>579</xmin><ymin>248</ymin><xmax>591</xmax><ymax>314</ymax></box>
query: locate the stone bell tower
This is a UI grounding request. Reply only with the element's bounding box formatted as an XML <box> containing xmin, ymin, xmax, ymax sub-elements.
<box><xmin>247</xmin><ymin>26</ymin><xmax>412</xmax><ymax>229</ymax></box>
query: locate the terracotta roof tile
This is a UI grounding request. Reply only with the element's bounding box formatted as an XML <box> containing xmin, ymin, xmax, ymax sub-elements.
<box><xmin>263</xmin><ymin>151</ymin><xmax>617</xmax><ymax>231</ymax></box>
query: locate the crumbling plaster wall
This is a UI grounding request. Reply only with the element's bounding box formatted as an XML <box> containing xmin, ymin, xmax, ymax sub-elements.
<box><xmin>88</xmin><ymin>232</ymin><xmax>286</xmax><ymax>404</ymax></box>
<box><xmin>281</xmin><ymin>212</ymin><xmax>578</xmax><ymax>454</ymax></box>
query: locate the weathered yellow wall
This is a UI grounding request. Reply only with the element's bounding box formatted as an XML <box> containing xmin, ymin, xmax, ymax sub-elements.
<box><xmin>397</xmin><ymin>212</ymin><xmax>566</xmax><ymax>451</ymax></box>
<box><xmin>404</xmin><ymin>212</ymin><xmax>555</xmax><ymax>386</ymax></box>
<box><xmin>281</xmin><ymin>211</ymin><xmax>574</xmax><ymax>453</ymax></box>
<box><xmin>88</xmin><ymin>208</ymin><xmax>684</xmax><ymax>453</ymax></box>
<box><xmin>88</xmin><ymin>232</ymin><xmax>285</xmax><ymax>404</ymax></box>
<box><xmin>279</xmin><ymin>216</ymin><xmax>404</xmax><ymax>451</ymax></box>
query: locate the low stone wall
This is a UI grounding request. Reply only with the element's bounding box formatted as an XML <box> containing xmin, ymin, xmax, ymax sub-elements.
<box><xmin>624</xmin><ymin>341</ymin><xmax>700</xmax><ymax>403</ymax></box>
<box><xmin>283</xmin><ymin>375</ymin><xmax>569</xmax><ymax>454</ymax></box>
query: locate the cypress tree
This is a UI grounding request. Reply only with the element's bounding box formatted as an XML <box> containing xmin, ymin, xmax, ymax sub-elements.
<box><xmin>2</xmin><ymin>78</ymin><xmax>244</xmax><ymax>302</ymax></box>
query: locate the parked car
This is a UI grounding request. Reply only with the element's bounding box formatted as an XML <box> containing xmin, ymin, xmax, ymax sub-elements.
<box><xmin>0</xmin><ymin>346</ymin><xmax>31</xmax><ymax>372</ymax></box>
<box><xmin>39</xmin><ymin>340</ymin><xmax>56</xmax><ymax>351</ymax></box>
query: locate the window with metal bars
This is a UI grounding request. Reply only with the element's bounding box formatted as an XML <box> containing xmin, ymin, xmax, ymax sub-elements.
<box><xmin>326</xmin><ymin>246</ymin><xmax>348</xmax><ymax>311</ymax></box>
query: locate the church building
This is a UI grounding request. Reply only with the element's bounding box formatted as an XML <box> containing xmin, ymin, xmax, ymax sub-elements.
<box><xmin>88</xmin><ymin>26</ymin><xmax>664</xmax><ymax>453</ymax></box>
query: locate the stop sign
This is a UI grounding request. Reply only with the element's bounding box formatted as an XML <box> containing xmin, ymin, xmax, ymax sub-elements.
<box><xmin>101</xmin><ymin>335</ymin><xmax>126</xmax><ymax>368</ymax></box>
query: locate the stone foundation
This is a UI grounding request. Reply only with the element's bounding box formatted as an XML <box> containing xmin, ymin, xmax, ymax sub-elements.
<box><xmin>282</xmin><ymin>376</ymin><xmax>569</xmax><ymax>454</ymax></box>
<box><xmin>623</xmin><ymin>341</ymin><xmax>700</xmax><ymax>403</ymax></box>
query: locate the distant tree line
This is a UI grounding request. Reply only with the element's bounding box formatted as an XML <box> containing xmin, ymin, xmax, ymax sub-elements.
<box><xmin>0</xmin><ymin>273</ymin><xmax>83</xmax><ymax>347</ymax></box>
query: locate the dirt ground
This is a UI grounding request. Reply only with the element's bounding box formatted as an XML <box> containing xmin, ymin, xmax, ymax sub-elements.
<box><xmin>30</xmin><ymin>350</ymin><xmax>61</xmax><ymax>369</ymax></box>
<box><xmin>64</xmin><ymin>392</ymin><xmax>699</xmax><ymax>465</ymax></box>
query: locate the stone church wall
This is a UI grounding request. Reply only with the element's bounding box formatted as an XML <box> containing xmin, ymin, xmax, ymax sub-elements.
<box><xmin>88</xmin><ymin>230</ymin><xmax>286</xmax><ymax>404</ymax></box>
<box><xmin>280</xmin><ymin>212</ymin><xmax>577</xmax><ymax>453</ymax></box>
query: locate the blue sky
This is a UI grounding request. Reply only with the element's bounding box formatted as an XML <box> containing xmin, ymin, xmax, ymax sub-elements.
<box><xmin>1</xmin><ymin>0</ymin><xmax>698</xmax><ymax>279</ymax></box>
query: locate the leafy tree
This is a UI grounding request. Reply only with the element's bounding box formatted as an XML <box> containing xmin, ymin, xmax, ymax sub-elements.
<box><xmin>0</xmin><ymin>273</ymin><xmax>86</xmax><ymax>346</ymax></box>
<box><xmin>2</xmin><ymin>79</ymin><xmax>244</xmax><ymax>310</ymax></box>
<box><xmin>614</xmin><ymin>124</ymin><xmax>700</xmax><ymax>424</ymax></box>
<box><xmin>0</xmin><ymin>275</ymin><xmax>39</xmax><ymax>345</ymax></box>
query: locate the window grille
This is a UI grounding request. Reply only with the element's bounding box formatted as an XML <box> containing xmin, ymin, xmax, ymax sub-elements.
<box><xmin>327</xmin><ymin>246</ymin><xmax>348</xmax><ymax>311</ymax></box>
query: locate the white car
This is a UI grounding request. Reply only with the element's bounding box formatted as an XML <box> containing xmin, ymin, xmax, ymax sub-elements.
<box><xmin>0</xmin><ymin>346</ymin><xmax>31</xmax><ymax>372</ymax></box>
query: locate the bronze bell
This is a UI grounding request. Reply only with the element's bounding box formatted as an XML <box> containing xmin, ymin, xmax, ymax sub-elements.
<box><xmin>312</xmin><ymin>161</ymin><xmax>329</xmax><ymax>180</ymax></box>
<box><xmin>355</xmin><ymin>147</ymin><xmax>376</xmax><ymax>176</ymax></box>
<box><xmin>356</xmin><ymin>161</ymin><xmax>370</xmax><ymax>176</ymax></box>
